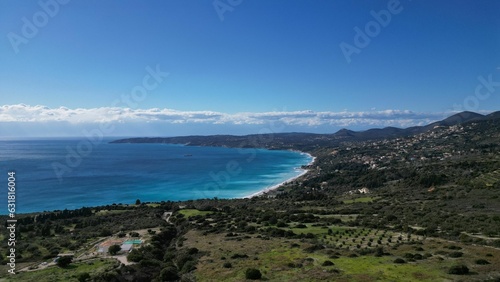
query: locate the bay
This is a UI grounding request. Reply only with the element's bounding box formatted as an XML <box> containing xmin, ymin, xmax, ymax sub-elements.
<box><xmin>0</xmin><ymin>138</ymin><xmax>312</xmax><ymax>213</ymax></box>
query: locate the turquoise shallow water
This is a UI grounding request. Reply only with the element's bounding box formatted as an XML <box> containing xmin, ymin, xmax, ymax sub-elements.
<box><xmin>0</xmin><ymin>138</ymin><xmax>312</xmax><ymax>214</ymax></box>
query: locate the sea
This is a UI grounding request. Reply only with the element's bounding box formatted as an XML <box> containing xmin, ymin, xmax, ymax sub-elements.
<box><xmin>0</xmin><ymin>138</ymin><xmax>312</xmax><ymax>214</ymax></box>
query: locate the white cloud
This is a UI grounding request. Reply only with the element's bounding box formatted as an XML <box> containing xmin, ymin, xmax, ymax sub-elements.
<box><xmin>0</xmin><ymin>104</ymin><xmax>449</xmax><ymax>129</ymax></box>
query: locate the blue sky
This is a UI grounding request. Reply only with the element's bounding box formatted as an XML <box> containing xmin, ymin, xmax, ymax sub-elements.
<box><xmin>1</xmin><ymin>0</ymin><xmax>499</xmax><ymax>136</ymax></box>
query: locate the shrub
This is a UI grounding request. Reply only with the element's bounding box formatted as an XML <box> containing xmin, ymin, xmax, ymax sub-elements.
<box><xmin>56</xmin><ymin>256</ymin><xmax>72</xmax><ymax>268</ymax></box>
<box><xmin>223</xmin><ymin>262</ymin><xmax>232</xmax><ymax>268</ymax></box>
<box><xmin>322</xmin><ymin>260</ymin><xmax>334</xmax><ymax>266</ymax></box>
<box><xmin>448</xmin><ymin>264</ymin><xmax>469</xmax><ymax>275</ymax></box>
<box><xmin>475</xmin><ymin>259</ymin><xmax>490</xmax><ymax>265</ymax></box>
<box><xmin>181</xmin><ymin>260</ymin><xmax>197</xmax><ymax>273</ymax></box>
<box><xmin>393</xmin><ymin>258</ymin><xmax>406</xmax><ymax>264</ymax></box>
<box><xmin>449</xmin><ymin>252</ymin><xmax>463</xmax><ymax>258</ymax></box>
<box><xmin>287</xmin><ymin>262</ymin><xmax>302</xmax><ymax>268</ymax></box>
<box><xmin>277</xmin><ymin>221</ymin><xmax>287</xmax><ymax>228</ymax></box>
<box><xmin>231</xmin><ymin>253</ymin><xmax>249</xmax><ymax>259</ymax></box>
<box><xmin>413</xmin><ymin>254</ymin><xmax>423</xmax><ymax>260</ymax></box>
<box><xmin>77</xmin><ymin>272</ymin><xmax>91</xmax><ymax>282</ymax></box>
<box><xmin>245</xmin><ymin>268</ymin><xmax>262</xmax><ymax>280</ymax></box>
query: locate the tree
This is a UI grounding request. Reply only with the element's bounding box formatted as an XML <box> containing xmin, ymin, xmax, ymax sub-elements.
<box><xmin>135</xmin><ymin>199</ymin><xmax>141</xmax><ymax>205</ymax></box>
<box><xmin>160</xmin><ymin>266</ymin><xmax>179</xmax><ymax>281</ymax></box>
<box><xmin>56</xmin><ymin>256</ymin><xmax>73</xmax><ymax>268</ymax></box>
<box><xmin>245</xmin><ymin>268</ymin><xmax>262</xmax><ymax>280</ymax></box>
<box><xmin>41</xmin><ymin>223</ymin><xmax>51</xmax><ymax>236</ymax></box>
<box><xmin>108</xmin><ymin>244</ymin><xmax>121</xmax><ymax>255</ymax></box>
<box><xmin>127</xmin><ymin>249</ymin><xmax>143</xmax><ymax>262</ymax></box>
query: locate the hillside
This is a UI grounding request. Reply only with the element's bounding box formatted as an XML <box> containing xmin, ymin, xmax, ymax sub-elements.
<box><xmin>111</xmin><ymin>111</ymin><xmax>500</xmax><ymax>152</ymax></box>
<box><xmin>2</xmin><ymin>111</ymin><xmax>500</xmax><ymax>281</ymax></box>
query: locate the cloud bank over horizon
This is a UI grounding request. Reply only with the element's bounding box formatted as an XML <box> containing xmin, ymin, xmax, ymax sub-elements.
<box><xmin>0</xmin><ymin>104</ymin><xmax>484</xmax><ymax>137</ymax></box>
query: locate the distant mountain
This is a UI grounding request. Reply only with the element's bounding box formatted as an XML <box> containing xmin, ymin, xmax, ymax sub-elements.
<box><xmin>428</xmin><ymin>111</ymin><xmax>484</xmax><ymax>127</ymax></box>
<box><xmin>333</xmin><ymin>129</ymin><xmax>356</xmax><ymax>138</ymax></box>
<box><xmin>486</xmin><ymin>111</ymin><xmax>500</xmax><ymax>120</ymax></box>
<box><xmin>346</xmin><ymin>126</ymin><xmax>406</xmax><ymax>140</ymax></box>
<box><xmin>111</xmin><ymin>111</ymin><xmax>500</xmax><ymax>151</ymax></box>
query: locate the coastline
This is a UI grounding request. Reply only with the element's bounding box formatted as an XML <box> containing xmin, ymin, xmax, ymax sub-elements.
<box><xmin>243</xmin><ymin>152</ymin><xmax>316</xmax><ymax>198</ymax></box>
<box><xmin>4</xmin><ymin>138</ymin><xmax>317</xmax><ymax>214</ymax></box>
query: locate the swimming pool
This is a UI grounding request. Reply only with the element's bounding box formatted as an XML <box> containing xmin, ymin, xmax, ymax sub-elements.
<box><xmin>123</xmin><ymin>240</ymin><xmax>142</xmax><ymax>244</ymax></box>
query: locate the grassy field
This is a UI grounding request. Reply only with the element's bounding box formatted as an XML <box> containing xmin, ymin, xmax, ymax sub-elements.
<box><xmin>178</xmin><ymin>209</ymin><xmax>214</xmax><ymax>218</ymax></box>
<box><xmin>176</xmin><ymin>204</ymin><xmax>500</xmax><ymax>280</ymax></box>
<box><xmin>343</xmin><ymin>196</ymin><xmax>381</xmax><ymax>204</ymax></box>
<box><xmin>182</xmin><ymin>230</ymin><xmax>336</xmax><ymax>282</ymax></box>
<box><xmin>182</xmin><ymin>229</ymin><xmax>500</xmax><ymax>281</ymax></box>
<box><xmin>0</xmin><ymin>259</ymin><xmax>117</xmax><ymax>282</ymax></box>
<box><xmin>331</xmin><ymin>256</ymin><xmax>447</xmax><ymax>282</ymax></box>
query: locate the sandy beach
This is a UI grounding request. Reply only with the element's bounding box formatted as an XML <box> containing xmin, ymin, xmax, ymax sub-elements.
<box><xmin>244</xmin><ymin>152</ymin><xmax>316</xmax><ymax>198</ymax></box>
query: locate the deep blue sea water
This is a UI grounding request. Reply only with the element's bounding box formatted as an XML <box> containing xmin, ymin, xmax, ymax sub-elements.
<box><xmin>0</xmin><ymin>139</ymin><xmax>312</xmax><ymax>214</ymax></box>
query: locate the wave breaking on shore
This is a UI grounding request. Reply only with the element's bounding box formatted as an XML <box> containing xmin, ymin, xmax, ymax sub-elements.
<box><xmin>243</xmin><ymin>153</ymin><xmax>316</xmax><ymax>198</ymax></box>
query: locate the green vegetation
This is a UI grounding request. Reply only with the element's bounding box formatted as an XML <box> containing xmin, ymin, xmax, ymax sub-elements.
<box><xmin>245</xmin><ymin>268</ymin><xmax>262</xmax><ymax>280</ymax></box>
<box><xmin>448</xmin><ymin>264</ymin><xmax>469</xmax><ymax>275</ymax></box>
<box><xmin>1</xmin><ymin>115</ymin><xmax>500</xmax><ymax>281</ymax></box>
<box><xmin>177</xmin><ymin>209</ymin><xmax>213</xmax><ymax>218</ymax></box>
<box><xmin>56</xmin><ymin>256</ymin><xmax>73</xmax><ymax>268</ymax></box>
<box><xmin>343</xmin><ymin>196</ymin><xmax>380</xmax><ymax>204</ymax></box>
<box><xmin>108</xmin><ymin>245</ymin><xmax>121</xmax><ymax>255</ymax></box>
<box><xmin>2</xmin><ymin>259</ymin><xmax>117</xmax><ymax>282</ymax></box>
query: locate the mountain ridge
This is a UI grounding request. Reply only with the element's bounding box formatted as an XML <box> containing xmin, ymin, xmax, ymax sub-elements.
<box><xmin>110</xmin><ymin>111</ymin><xmax>500</xmax><ymax>150</ymax></box>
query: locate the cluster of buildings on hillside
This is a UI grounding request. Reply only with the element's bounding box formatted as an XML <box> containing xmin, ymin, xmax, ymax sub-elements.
<box><xmin>335</xmin><ymin>124</ymin><xmax>470</xmax><ymax>170</ymax></box>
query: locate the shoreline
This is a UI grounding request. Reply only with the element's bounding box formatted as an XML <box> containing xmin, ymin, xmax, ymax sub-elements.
<box><xmin>3</xmin><ymin>141</ymin><xmax>316</xmax><ymax>214</ymax></box>
<box><xmin>243</xmin><ymin>152</ymin><xmax>316</xmax><ymax>198</ymax></box>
